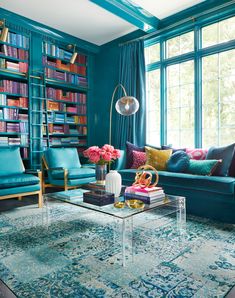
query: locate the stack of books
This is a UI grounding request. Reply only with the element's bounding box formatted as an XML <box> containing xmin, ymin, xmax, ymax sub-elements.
<box><xmin>125</xmin><ymin>185</ymin><xmax>166</xmax><ymax>205</ymax></box>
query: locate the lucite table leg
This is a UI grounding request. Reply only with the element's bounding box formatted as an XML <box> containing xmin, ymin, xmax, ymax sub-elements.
<box><xmin>121</xmin><ymin>217</ymin><xmax>133</xmax><ymax>267</ymax></box>
<box><xmin>176</xmin><ymin>197</ymin><xmax>186</xmax><ymax>236</ymax></box>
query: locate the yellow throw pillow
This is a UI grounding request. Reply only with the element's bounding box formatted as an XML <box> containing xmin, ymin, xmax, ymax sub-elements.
<box><xmin>145</xmin><ymin>147</ymin><xmax>172</xmax><ymax>171</ymax></box>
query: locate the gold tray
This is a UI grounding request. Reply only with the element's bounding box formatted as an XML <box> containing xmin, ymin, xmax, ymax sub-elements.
<box><xmin>125</xmin><ymin>199</ymin><xmax>145</xmax><ymax>209</ymax></box>
<box><xmin>114</xmin><ymin>201</ymin><xmax>125</xmax><ymax>209</ymax></box>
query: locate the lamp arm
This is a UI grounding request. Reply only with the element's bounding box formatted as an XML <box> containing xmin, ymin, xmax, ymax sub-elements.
<box><xmin>109</xmin><ymin>84</ymin><xmax>127</xmax><ymax>145</ymax></box>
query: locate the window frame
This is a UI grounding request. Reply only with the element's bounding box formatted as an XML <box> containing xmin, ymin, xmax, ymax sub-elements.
<box><xmin>145</xmin><ymin>10</ymin><xmax>235</xmax><ymax>148</ymax></box>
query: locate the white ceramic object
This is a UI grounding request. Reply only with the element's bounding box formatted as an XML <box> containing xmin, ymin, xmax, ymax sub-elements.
<box><xmin>105</xmin><ymin>170</ymin><xmax>122</xmax><ymax>197</ymax></box>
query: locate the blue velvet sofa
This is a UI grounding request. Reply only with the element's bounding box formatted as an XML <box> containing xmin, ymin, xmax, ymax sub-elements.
<box><xmin>0</xmin><ymin>147</ymin><xmax>42</xmax><ymax>207</ymax></box>
<box><xmin>116</xmin><ymin>150</ymin><xmax>235</xmax><ymax>223</ymax></box>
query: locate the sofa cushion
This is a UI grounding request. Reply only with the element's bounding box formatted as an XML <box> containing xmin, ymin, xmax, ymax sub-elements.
<box><xmin>0</xmin><ymin>174</ymin><xmax>40</xmax><ymax>189</ymax></box>
<box><xmin>51</xmin><ymin>167</ymin><xmax>95</xmax><ymax>180</ymax></box>
<box><xmin>206</xmin><ymin>143</ymin><xmax>235</xmax><ymax>176</ymax></box>
<box><xmin>145</xmin><ymin>147</ymin><xmax>172</xmax><ymax>170</ymax></box>
<box><xmin>126</xmin><ymin>141</ymin><xmax>145</xmax><ymax>169</ymax></box>
<box><xmin>44</xmin><ymin>148</ymin><xmax>81</xmax><ymax>170</ymax></box>
<box><xmin>118</xmin><ymin>169</ymin><xmax>235</xmax><ymax>195</ymax></box>
<box><xmin>0</xmin><ymin>147</ymin><xmax>25</xmax><ymax>177</ymax></box>
<box><xmin>167</xmin><ymin>151</ymin><xmax>190</xmax><ymax>173</ymax></box>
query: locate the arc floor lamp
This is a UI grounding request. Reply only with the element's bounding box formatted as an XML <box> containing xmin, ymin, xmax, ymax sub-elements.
<box><xmin>109</xmin><ymin>84</ymin><xmax>139</xmax><ymax>145</ymax></box>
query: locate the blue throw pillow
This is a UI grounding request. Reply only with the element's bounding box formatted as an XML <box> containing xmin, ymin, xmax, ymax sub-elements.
<box><xmin>206</xmin><ymin>143</ymin><xmax>235</xmax><ymax>176</ymax></box>
<box><xmin>167</xmin><ymin>151</ymin><xmax>190</xmax><ymax>173</ymax></box>
<box><xmin>187</xmin><ymin>159</ymin><xmax>220</xmax><ymax>176</ymax></box>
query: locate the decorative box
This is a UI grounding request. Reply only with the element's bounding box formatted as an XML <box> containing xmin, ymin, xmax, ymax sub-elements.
<box><xmin>83</xmin><ymin>189</ymin><xmax>115</xmax><ymax>206</ymax></box>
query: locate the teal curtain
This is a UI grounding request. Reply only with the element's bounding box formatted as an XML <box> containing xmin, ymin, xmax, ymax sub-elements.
<box><xmin>114</xmin><ymin>40</ymin><xmax>146</xmax><ymax>149</ymax></box>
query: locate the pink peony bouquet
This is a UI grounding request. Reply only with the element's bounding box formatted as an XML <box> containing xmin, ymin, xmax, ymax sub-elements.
<box><xmin>83</xmin><ymin>144</ymin><xmax>121</xmax><ymax>165</ymax></box>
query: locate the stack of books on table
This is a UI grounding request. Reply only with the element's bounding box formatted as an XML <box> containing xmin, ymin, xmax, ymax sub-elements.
<box><xmin>124</xmin><ymin>185</ymin><xmax>166</xmax><ymax>206</ymax></box>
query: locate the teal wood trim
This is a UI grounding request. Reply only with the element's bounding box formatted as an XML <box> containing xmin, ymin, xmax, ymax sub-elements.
<box><xmin>0</xmin><ymin>69</ymin><xmax>27</xmax><ymax>81</ymax></box>
<box><xmin>0</xmin><ymin>92</ymin><xmax>28</xmax><ymax>97</ymax></box>
<box><xmin>0</xmin><ymin>8</ymin><xmax>99</xmax><ymax>54</ymax></box>
<box><xmin>0</xmin><ymin>105</ymin><xmax>28</xmax><ymax>110</ymax></box>
<box><xmin>0</xmin><ymin>40</ymin><xmax>28</xmax><ymax>50</ymax></box>
<box><xmin>0</xmin><ymin>119</ymin><xmax>28</xmax><ymax>123</ymax></box>
<box><xmin>50</xmin><ymin>144</ymin><xmax>86</xmax><ymax>148</ymax></box>
<box><xmin>0</xmin><ymin>132</ymin><xmax>28</xmax><ymax>135</ymax></box>
<box><xmin>45</xmin><ymin>79</ymin><xmax>88</xmax><ymax>92</ymax></box>
<box><xmin>145</xmin><ymin>2</ymin><xmax>235</xmax><ymax>46</ymax></box>
<box><xmin>194</xmin><ymin>26</ymin><xmax>201</xmax><ymax>148</ymax></box>
<box><xmin>160</xmin><ymin>39</ymin><xmax>166</xmax><ymax>146</ymax></box>
<box><xmin>159</xmin><ymin>0</ymin><xmax>235</xmax><ymax>29</ymax></box>
<box><xmin>90</xmin><ymin>0</ymin><xmax>159</xmax><ymax>32</ymax></box>
<box><xmin>0</xmin><ymin>54</ymin><xmax>28</xmax><ymax>63</ymax></box>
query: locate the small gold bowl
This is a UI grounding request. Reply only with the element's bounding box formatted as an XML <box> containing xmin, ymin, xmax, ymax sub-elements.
<box><xmin>114</xmin><ymin>201</ymin><xmax>125</xmax><ymax>209</ymax></box>
<box><xmin>126</xmin><ymin>199</ymin><xmax>145</xmax><ymax>209</ymax></box>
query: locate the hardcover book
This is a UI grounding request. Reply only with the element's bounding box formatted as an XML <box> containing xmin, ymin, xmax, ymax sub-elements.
<box><xmin>83</xmin><ymin>189</ymin><xmax>114</xmax><ymax>206</ymax></box>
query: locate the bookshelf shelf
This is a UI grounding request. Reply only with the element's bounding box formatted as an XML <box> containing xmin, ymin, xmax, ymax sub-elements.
<box><xmin>0</xmin><ymin>69</ymin><xmax>27</xmax><ymax>80</ymax></box>
<box><xmin>0</xmin><ymin>40</ymin><xmax>28</xmax><ymax>50</ymax></box>
<box><xmin>0</xmin><ymin>54</ymin><xmax>28</xmax><ymax>63</ymax></box>
<box><xmin>0</xmin><ymin>92</ymin><xmax>28</xmax><ymax>98</ymax></box>
<box><xmin>46</xmin><ymin>79</ymin><xmax>88</xmax><ymax>92</ymax></box>
<box><xmin>0</xmin><ymin>105</ymin><xmax>28</xmax><ymax>110</ymax></box>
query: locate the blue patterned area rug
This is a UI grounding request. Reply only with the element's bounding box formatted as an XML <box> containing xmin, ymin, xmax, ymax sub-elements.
<box><xmin>0</xmin><ymin>202</ymin><xmax>234</xmax><ymax>298</ymax></box>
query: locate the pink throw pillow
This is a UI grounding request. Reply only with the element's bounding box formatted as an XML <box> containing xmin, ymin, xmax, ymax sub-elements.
<box><xmin>131</xmin><ymin>150</ymin><xmax>147</xmax><ymax>169</ymax></box>
<box><xmin>186</xmin><ymin>148</ymin><xmax>208</xmax><ymax>160</ymax></box>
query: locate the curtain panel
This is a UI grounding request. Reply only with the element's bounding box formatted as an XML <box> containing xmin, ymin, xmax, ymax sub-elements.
<box><xmin>114</xmin><ymin>40</ymin><xmax>146</xmax><ymax>149</ymax></box>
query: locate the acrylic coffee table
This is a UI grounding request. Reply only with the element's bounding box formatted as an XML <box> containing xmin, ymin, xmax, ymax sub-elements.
<box><xmin>43</xmin><ymin>192</ymin><xmax>186</xmax><ymax>267</ymax></box>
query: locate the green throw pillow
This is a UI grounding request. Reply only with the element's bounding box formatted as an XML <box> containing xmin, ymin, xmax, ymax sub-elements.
<box><xmin>187</xmin><ymin>159</ymin><xmax>220</xmax><ymax>176</ymax></box>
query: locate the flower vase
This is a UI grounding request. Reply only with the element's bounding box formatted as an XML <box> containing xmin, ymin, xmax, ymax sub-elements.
<box><xmin>105</xmin><ymin>170</ymin><xmax>122</xmax><ymax>197</ymax></box>
<box><xmin>95</xmin><ymin>164</ymin><xmax>107</xmax><ymax>185</ymax></box>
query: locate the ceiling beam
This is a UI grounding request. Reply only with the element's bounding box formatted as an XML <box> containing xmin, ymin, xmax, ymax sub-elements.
<box><xmin>90</xmin><ymin>0</ymin><xmax>159</xmax><ymax>32</ymax></box>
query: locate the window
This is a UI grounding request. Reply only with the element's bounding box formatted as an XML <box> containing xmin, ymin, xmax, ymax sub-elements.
<box><xmin>166</xmin><ymin>61</ymin><xmax>195</xmax><ymax>147</ymax></box>
<box><xmin>202</xmin><ymin>49</ymin><xmax>235</xmax><ymax>147</ymax></box>
<box><xmin>202</xmin><ymin>16</ymin><xmax>235</xmax><ymax>48</ymax></box>
<box><xmin>146</xmin><ymin>69</ymin><xmax>160</xmax><ymax>146</ymax></box>
<box><xmin>145</xmin><ymin>14</ymin><xmax>235</xmax><ymax>148</ymax></box>
<box><xmin>166</xmin><ymin>31</ymin><xmax>194</xmax><ymax>58</ymax></box>
<box><xmin>145</xmin><ymin>43</ymin><xmax>160</xmax><ymax>65</ymax></box>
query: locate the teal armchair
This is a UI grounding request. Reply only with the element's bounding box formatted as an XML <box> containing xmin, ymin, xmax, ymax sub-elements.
<box><xmin>42</xmin><ymin>148</ymin><xmax>96</xmax><ymax>192</ymax></box>
<box><xmin>0</xmin><ymin>147</ymin><xmax>43</xmax><ymax>208</ymax></box>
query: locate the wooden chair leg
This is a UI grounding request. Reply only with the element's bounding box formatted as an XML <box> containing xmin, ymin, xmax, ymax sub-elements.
<box><xmin>38</xmin><ymin>171</ymin><xmax>43</xmax><ymax>208</ymax></box>
<box><xmin>38</xmin><ymin>191</ymin><xmax>43</xmax><ymax>208</ymax></box>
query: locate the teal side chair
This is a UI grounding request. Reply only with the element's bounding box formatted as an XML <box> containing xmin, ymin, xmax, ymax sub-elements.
<box><xmin>0</xmin><ymin>147</ymin><xmax>43</xmax><ymax>208</ymax></box>
<box><xmin>42</xmin><ymin>147</ymin><xmax>96</xmax><ymax>192</ymax></box>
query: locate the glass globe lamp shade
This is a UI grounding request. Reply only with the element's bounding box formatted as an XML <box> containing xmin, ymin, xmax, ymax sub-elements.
<box><xmin>115</xmin><ymin>96</ymin><xmax>139</xmax><ymax>116</ymax></box>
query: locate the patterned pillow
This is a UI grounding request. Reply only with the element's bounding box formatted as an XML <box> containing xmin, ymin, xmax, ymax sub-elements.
<box><xmin>186</xmin><ymin>148</ymin><xmax>208</xmax><ymax>160</ymax></box>
<box><xmin>145</xmin><ymin>146</ymin><xmax>172</xmax><ymax>171</ymax></box>
<box><xmin>126</xmin><ymin>141</ymin><xmax>145</xmax><ymax>169</ymax></box>
<box><xmin>186</xmin><ymin>159</ymin><xmax>221</xmax><ymax>176</ymax></box>
<box><xmin>131</xmin><ymin>150</ymin><xmax>147</xmax><ymax>169</ymax></box>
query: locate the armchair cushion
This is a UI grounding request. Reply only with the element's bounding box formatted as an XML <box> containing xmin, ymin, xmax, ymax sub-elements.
<box><xmin>0</xmin><ymin>147</ymin><xmax>25</xmax><ymax>176</ymax></box>
<box><xmin>0</xmin><ymin>174</ymin><xmax>40</xmax><ymax>189</ymax></box>
<box><xmin>51</xmin><ymin>167</ymin><xmax>95</xmax><ymax>180</ymax></box>
<box><xmin>44</xmin><ymin>148</ymin><xmax>81</xmax><ymax>169</ymax></box>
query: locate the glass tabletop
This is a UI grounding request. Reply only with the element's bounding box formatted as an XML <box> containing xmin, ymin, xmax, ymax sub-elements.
<box><xmin>44</xmin><ymin>191</ymin><xmax>185</xmax><ymax>220</ymax></box>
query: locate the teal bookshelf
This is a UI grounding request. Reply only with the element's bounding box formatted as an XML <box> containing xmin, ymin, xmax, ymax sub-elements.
<box><xmin>0</xmin><ymin>28</ymin><xmax>29</xmax><ymax>163</ymax></box>
<box><xmin>42</xmin><ymin>41</ymin><xmax>88</xmax><ymax>155</ymax></box>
